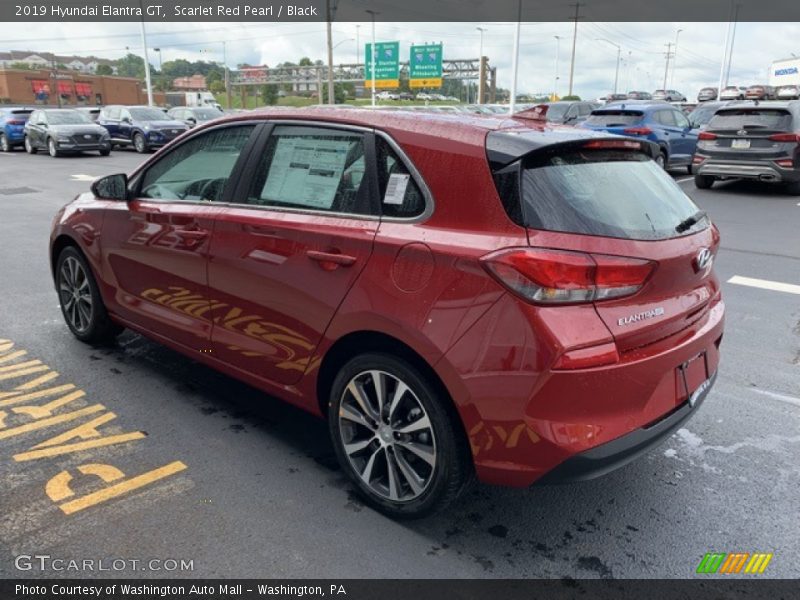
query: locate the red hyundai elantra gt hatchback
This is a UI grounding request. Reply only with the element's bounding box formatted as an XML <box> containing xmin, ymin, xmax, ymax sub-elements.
<box><xmin>50</xmin><ymin>108</ymin><xmax>724</xmax><ymax>518</ymax></box>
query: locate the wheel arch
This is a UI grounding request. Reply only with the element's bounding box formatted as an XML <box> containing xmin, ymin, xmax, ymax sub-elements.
<box><xmin>315</xmin><ymin>330</ymin><xmax>472</xmax><ymax>459</ymax></box>
<box><xmin>50</xmin><ymin>234</ymin><xmax>82</xmax><ymax>280</ymax></box>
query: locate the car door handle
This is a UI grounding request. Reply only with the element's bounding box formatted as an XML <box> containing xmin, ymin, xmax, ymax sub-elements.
<box><xmin>306</xmin><ymin>250</ymin><xmax>357</xmax><ymax>268</ymax></box>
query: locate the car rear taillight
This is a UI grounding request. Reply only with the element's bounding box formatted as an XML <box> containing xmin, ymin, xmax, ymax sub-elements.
<box><xmin>623</xmin><ymin>127</ymin><xmax>652</xmax><ymax>135</ymax></box>
<box><xmin>480</xmin><ymin>248</ymin><xmax>656</xmax><ymax>305</ymax></box>
<box><xmin>768</xmin><ymin>132</ymin><xmax>800</xmax><ymax>142</ymax></box>
<box><xmin>775</xmin><ymin>158</ymin><xmax>794</xmax><ymax>168</ymax></box>
<box><xmin>692</xmin><ymin>155</ymin><xmax>706</xmax><ymax>164</ymax></box>
<box><xmin>583</xmin><ymin>140</ymin><xmax>642</xmax><ymax>150</ymax></box>
<box><xmin>698</xmin><ymin>131</ymin><xmax>717</xmax><ymax>140</ymax></box>
<box><xmin>6</xmin><ymin>119</ymin><xmax>25</xmax><ymax>125</ymax></box>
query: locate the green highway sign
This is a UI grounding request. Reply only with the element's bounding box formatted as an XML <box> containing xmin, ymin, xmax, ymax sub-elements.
<box><xmin>409</xmin><ymin>43</ymin><xmax>443</xmax><ymax>88</ymax></box>
<box><xmin>365</xmin><ymin>41</ymin><xmax>400</xmax><ymax>89</ymax></box>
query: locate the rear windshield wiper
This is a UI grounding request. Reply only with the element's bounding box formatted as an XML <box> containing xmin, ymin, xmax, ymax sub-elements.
<box><xmin>675</xmin><ymin>210</ymin><xmax>707</xmax><ymax>233</ymax></box>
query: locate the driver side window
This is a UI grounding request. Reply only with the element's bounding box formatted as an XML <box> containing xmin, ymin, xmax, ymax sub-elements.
<box><xmin>139</xmin><ymin>125</ymin><xmax>255</xmax><ymax>203</ymax></box>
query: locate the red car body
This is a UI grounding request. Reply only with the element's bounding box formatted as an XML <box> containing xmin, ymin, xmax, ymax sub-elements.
<box><xmin>50</xmin><ymin>109</ymin><xmax>724</xmax><ymax>494</ymax></box>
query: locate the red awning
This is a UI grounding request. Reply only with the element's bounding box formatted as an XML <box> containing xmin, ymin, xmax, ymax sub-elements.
<box><xmin>31</xmin><ymin>80</ymin><xmax>49</xmax><ymax>93</ymax></box>
<box><xmin>57</xmin><ymin>81</ymin><xmax>73</xmax><ymax>95</ymax></box>
<box><xmin>75</xmin><ymin>83</ymin><xmax>92</xmax><ymax>96</ymax></box>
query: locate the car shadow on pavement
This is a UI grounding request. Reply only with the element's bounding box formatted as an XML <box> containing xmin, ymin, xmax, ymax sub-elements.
<box><xmin>708</xmin><ymin>178</ymin><xmax>800</xmax><ymax>198</ymax></box>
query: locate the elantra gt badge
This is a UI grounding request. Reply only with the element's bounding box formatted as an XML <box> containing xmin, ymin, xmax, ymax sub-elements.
<box><xmin>618</xmin><ymin>307</ymin><xmax>665</xmax><ymax>327</ymax></box>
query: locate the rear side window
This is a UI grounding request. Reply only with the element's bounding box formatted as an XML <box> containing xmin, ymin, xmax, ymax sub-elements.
<box><xmin>375</xmin><ymin>137</ymin><xmax>426</xmax><ymax>219</ymax></box>
<box><xmin>518</xmin><ymin>149</ymin><xmax>706</xmax><ymax>241</ymax></box>
<box><xmin>104</xmin><ymin>107</ymin><xmax>121</xmax><ymax>120</ymax></box>
<box><xmin>585</xmin><ymin>111</ymin><xmax>643</xmax><ymax>126</ymax></box>
<box><xmin>708</xmin><ymin>109</ymin><xmax>793</xmax><ymax>130</ymax></box>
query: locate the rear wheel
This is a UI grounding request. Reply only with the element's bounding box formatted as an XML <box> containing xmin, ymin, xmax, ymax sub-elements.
<box><xmin>56</xmin><ymin>246</ymin><xmax>122</xmax><ymax>344</ymax></box>
<box><xmin>328</xmin><ymin>353</ymin><xmax>472</xmax><ymax>519</ymax></box>
<box><xmin>0</xmin><ymin>133</ymin><xmax>9</xmax><ymax>152</ymax></box>
<box><xmin>695</xmin><ymin>174</ymin><xmax>715</xmax><ymax>189</ymax></box>
<box><xmin>99</xmin><ymin>148</ymin><xmax>111</xmax><ymax>156</ymax></box>
<box><xmin>785</xmin><ymin>181</ymin><xmax>800</xmax><ymax>196</ymax></box>
<box><xmin>24</xmin><ymin>136</ymin><xmax>36</xmax><ymax>154</ymax></box>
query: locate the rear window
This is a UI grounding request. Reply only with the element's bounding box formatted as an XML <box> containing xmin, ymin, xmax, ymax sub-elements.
<box><xmin>585</xmin><ymin>111</ymin><xmax>643</xmax><ymax>126</ymax></box>
<box><xmin>708</xmin><ymin>109</ymin><xmax>793</xmax><ymax>130</ymax></box>
<box><xmin>517</xmin><ymin>149</ymin><xmax>706</xmax><ymax>241</ymax></box>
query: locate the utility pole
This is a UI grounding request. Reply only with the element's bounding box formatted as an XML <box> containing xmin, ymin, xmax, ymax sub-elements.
<box><xmin>567</xmin><ymin>3</ymin><xmax>582</xmax><ymax>97</ymax></box>
<box><xmin>223</xmin><ymin>41</ymin><xmax>231</xmax><ymax>110</ymax></box>
<box><xmin>670</xmin><ymin>29</ymin><xmax>683</xmax><ymax>88</ymax></box>
<box><xmin>553</xmin><ymin>36</ymin><xmax>562</xmax><ymax>100</ymax></box>
<box><xmin>476</xmin><ymin>27</ymin><xmax>487</xmax><ymax>104</ymax></box>
<box><xmin>356</xmin><ymin>25</ymin><xmax>360</xmax><ymax>66</ymax></box>
<box><xmin>724</xmin><ymin>3</ymin><xmax>740</xmax><ymax>87</ymax></box>
<box><xmin>662</xmin><ymin>42</ymin><xmax>674</xmax><ymax>91</ymax></box>
<box><xmin>139</xmin><ymin>20</ymin><xmax>153</xmax><ymax>106</ymax></box>
<box><xmin>509</xmin><ymin>0</ymin><xmax>522</xmax><ymax>113</ymax></box>
<box><xmin>596</xmin><ymin>38</ymin><xmax>621</xmax><ymax>94</ymax></box>
<box><xmin>51</xmin><ymin>60</ymin><xmax>62</xmax><ymax>108</ymax></box>
<box><xmin>326</xmin><ymin>0</ymin><xmax>336</xmax><ymax>104</ymax></box>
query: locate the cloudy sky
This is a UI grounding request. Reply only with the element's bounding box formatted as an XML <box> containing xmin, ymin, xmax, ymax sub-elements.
<box><xmin>5</xmin><ymin>21</ymin><xmax>799</xmax><ymax>99</ymax></box>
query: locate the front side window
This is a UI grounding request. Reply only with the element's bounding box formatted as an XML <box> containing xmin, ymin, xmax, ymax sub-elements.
<box><xmin>139</xmin><ymin>125</ymin><xmax>255</xmax><ymax>203</ymax></box>
<box><xmin>104</xmin><ymin>107</ymin><xmax>121</xmax><ymax>120</ymax></box>
<box><xmin>245</xmin><ymin>126</ymin><xmax>374</xmax><ymax>215</ymax></box>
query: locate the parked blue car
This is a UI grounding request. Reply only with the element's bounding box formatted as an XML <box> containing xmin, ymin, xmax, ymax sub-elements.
<box><xmin>97</xmin><ymin>105</ymin><xmax>187</xmax><ymax>153</ymax></box>
<box><xmin>579</xmin><ymin>102</ymin><xmax>698</xmax><ymax>172</ymax></box>
<box><xmin>0</xmin><ymin>106</ymin><xmax>33</xmax><ymax>152</ymax></box>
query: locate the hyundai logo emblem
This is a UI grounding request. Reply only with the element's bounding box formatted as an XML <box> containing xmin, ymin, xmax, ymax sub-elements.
<box><xmin>737</xmin><ymin>129</ymin><xmax>748</xmax><ymax>136</ymax></box>
<box><xmin>83</xmin><ymin>134</ymin><xmax>91</xmax><ymax>139</ymax></box>
<box><xmin>695</xmin><ymin>247</ymin><xmax>713</xmax><ymax>271</ymax></box>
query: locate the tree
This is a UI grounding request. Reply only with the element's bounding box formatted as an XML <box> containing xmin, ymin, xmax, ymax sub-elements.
<box><xmin>115</xmin><ymin>53</ymin><xmax>145</xmax><ymax>79</ymax></box>
<box><xmin>9</xmin><ymin>62</ymin><xmax>33</xmax><ymax>70</ymax></box>
<box><xmin>562</xmin><ymin>95</ymin><xmax>582</xmax><ymax>101</ymax></box>
<box><xmin>210</xmin><ymin>80</ymin><xmax>226</xmax><ymax>94</ymax></box>
<box><xmin>95</xmin><ymin>64</ymin><xmax>113</xmax><ymax>76</ymax></box>
<box><xmin>298</xmin><ymin>57</ymin><xmax>313</xmax><ymax>66</ymax></box>
<box><xmin>261</xmin><ymin>84</ymin><xmax>279</xmax><ymax>105</ymax></box>
<box><xmin>206</xmin><ymin>68</ymin><xmax>223</xmax><ymax>86</ymax></box>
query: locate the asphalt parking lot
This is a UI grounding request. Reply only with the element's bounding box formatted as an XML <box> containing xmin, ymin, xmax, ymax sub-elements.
<box><xmin>0</xmin><ymin>147</ymin><xmax>798</xmax><ymax>579</ymax></box>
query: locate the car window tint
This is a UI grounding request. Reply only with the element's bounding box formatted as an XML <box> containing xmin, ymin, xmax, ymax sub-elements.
<box><xmin>656</xmin><ymin>110</ymin><xmax>677</xmax><ymax>126</ymax></box>
<box><xmin>375</xmin><ymin>136</ymin><xmax>426</xmax><ymax>219</ymax></box>
<box><xmin>246</xmin><ymin>125</ymin><xmax>374</xmax><ymax>216</ymax></box>
<box><xmin>139</xmin><ymin>125</ymin><xmax>255</xmax><ymax>203</ymax></box>
<box><xmin>674</xmin><ymin>111</ymin><xmax>690</xmax><ymax>128</ymax></box>
<box><xmin>578</xmin><ymin>103</ymin><xmax>592</xmax><ymax>116</ymax></box>
<box><xmin>105</xmin><ymin>107</ymin><xmax>120</xmax><ymax>120</ymax></box>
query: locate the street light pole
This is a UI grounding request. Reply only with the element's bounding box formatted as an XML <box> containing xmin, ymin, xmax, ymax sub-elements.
<box><xmin>553</xmin><ymin>36</ymin><xmax>562</xmax><ymax>100</ymax></box>
<box><xmin>670</xmin><ymin>28</ymin><xmax>683</xmax><ymax>88</ymax></box>
<box><xmin>662</xmin><ymin>42</ymin><xmax>674</xmax><ymax>91</ymax></box>
<box><xmin>326</xmin><ymin>0</ymin><xmax>335</xmax><ymax>104</ymax></box>
<box><xmin>139</xmin><ymin>20</ymin><xmax>153</xmax><ymax>106</ymax></box>
<box><xmin>596</xmin><ymin>38</ymin><xmax>621</xmax><ymax>94</ymax></box>
<box><xmin>567</xmin><ymin>3</ymin><xmax>582</xmax><ymax>97</ymax></box>
<box><xmin>476</xmin><ymin>27</ymin><xmax>487</xmax><ymax>104</ymax></box>
<box><xmin>356</xmin><ymin>25</ymin><xmax>361</xmax><ymax>65</ymax></box>
<box><xmin>509</xmin><ymin>1</ymin><xmax>522</xmax><ymax>113</ymax></box>
<box><xmin>366</xmin><ymin>10</ymin><xmax>378</xmax><ymax>107</ymax></box>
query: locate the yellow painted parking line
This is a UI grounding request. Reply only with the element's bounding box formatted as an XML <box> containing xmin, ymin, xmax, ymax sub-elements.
<box><xmin>0</xmin><ymin>404</ymin><xmax>105</xmax><ymax>440</ymax></box>
<box><xmin>0</xmin><ymin>359</ymin><xmax>43</xmax><ymax>373</ymax></box>
<box><xmin>0</xmin><ymin>365</ymin><xmax>50</xmax><ymax>382</ymax></box>
<box><xmin>728</xmin><ymin>275</ymin><xmax>800</xmax><ymax>296</ymax></box>
<box><xmin>0</xmin><ymin>349</ymin><xmax>27</xmax><ymax>364</ymax></box>
<box><xmin>56</xmin><ymin>461</ymin><xmax>188</xmax><ymax>515</ymax></box>
<box><xmin>0</xmin><ymin>383</ymin><xmax>77</xmax><ymax>407</ymax></box>
<box><xmin>14</xmin><ymin>431</ymin><xmax>146</xmax><ymax>462</ymax></box>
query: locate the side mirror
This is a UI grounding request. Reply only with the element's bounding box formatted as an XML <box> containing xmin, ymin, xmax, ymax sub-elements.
<box><xmin>121</xmin><ymin>116</ymin><xmax>132</xmax><ymax>124</ymax></box>
<box><xmin>91</xmin><ymin>173</ymin><xmax>128</xmax><ymax>201</ymax></box>
<box><xmin>187</xmin><ymin>117</ymin><xmax>196</xmax><ymax>124</ymax></box>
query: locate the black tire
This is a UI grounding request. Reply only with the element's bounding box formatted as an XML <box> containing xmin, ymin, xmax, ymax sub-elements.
<box><xmin>655</xmin><ymin>151</ymin><xmax>668</xmax><ymax>170</ymax></box>
<box><xmin>687</xmin><ymin>164</ymin><xmax>693</xmax><ymax>175</ymax></box>
<box><xmin>328</xmin><ymin>353</ymin><xmax>472</xmax><ymax>519</ymax></box>
<box><xmin>55</xmin><ymin>246</ymin><xmax>123</xmax><ymax>344</ymax></box>
<box><xmin>99</xmin><ymin>148</ymin><xmax>111</xmax><ymax>156</ymax></box>
<box><xmin>48</xmin><ymin>138</ymin><xmax>60</xmax><ymax>158</ymax></box>
<box><xmin>785</xmin><ymin>181</ymin><xmax>800</xmax><ymax>196</ymax></box>
<box><xmin>24</xmin><ymin>135</ymin><xmax>36</xmax><ymax>154</ymax></box>
<box><xmin>0</xmin><ymin>133</ymin><xmax>10</xmax><ymax>152</ymax></box>
<box><xmin>133</xmin><ymin>132</ymin><xmax>147</xmax><ymax>154</ymax></box>
<box><xmin>695</xmin><ymin>174</ymin><xmax>715</xmax><ymax>189</ymax></box>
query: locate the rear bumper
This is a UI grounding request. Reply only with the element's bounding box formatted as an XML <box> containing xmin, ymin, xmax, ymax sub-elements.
<box><xmin>696</xmin><ymin>159</ymin><xmax>800</xmax><ymax>182</ymax></box>
<box><xmin>537</xmin><ymin>370</ymin><xmax>716</xmax><ymax>484</ymax></box>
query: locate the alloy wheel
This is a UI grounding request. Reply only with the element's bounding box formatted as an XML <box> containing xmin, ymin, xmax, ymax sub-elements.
<box><xmin>134</xmin><ymin>134</ymin><xmax>145</xmax><ymax>153</ymax></box>
<box><xmin>0</xmin><ymin>134</ymin><xmax>8</xmax><ymax>152</ymax></box>
<box><xmin>48</xmin><ymin>138</ymin><xmax>57</xmax><ymax>157</ymax></box>
<box><xmin>337</xmin><ymin>370</ymin><xmax>437</xmax><ymax>502</ymax></box>
<box><xmin>58</xmin><ymin>256</ymin><xmax>93</xmax><ymax>333</ymax></box>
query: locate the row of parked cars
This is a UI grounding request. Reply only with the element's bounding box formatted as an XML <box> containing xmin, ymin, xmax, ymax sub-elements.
<box><xmin>526</xmin><ymin>98</ymin><xmax>800</xmax><ymax>194</ymax></box>
<box><xmin>0</xmin><ymin>104</ymin><xmax>224</xmax><ymax>157</ymax></box>
<box><xmin>696</xmin><ymin>84</ymin><xmax>800</xmax><ymax>102</ymax></box>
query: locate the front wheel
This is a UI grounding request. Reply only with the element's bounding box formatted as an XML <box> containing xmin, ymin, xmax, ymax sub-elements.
<box><xmin>48</xmin><ymin>138</ymin><xmax>60</xmax><ymax>157</ymax></box>
<box><xmin>99</xmin><ymin>148</ymin><xmax>111</xmax><ymax>156</ymax></box>
<box><xmin>695</xmin><ymin>174</ymin><xmax>715</xmax><ymax>189</ymax></box>
<box><xmin>655</xmin><ymin>151</ymin><xmax>667</xmax><ymax>170</ymax></box>
<box><xmin>328</xmin><ymin>353</ymin><xmax>472</xmax><ymax>519</ymax></box>
<box><xmin>56</xmin><ymin>246</ymin><xmax>123</xmax><ymax>344</ymax></box>
<box><xmin>133</xmin><ymin>132</ymin><xmax>147</xmax><ymax>153</ymax></box>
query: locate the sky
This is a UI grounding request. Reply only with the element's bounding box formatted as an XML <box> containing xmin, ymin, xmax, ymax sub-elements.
<box><xmin>4</xmin><ymin>21</ymin><xmax>799</xmax><ymax>100</ymax></box>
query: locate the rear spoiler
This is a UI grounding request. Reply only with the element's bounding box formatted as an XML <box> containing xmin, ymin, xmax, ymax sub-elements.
<box><xmin>486</xmin><ymin>130</ymin><xmax>660</xmax><ymax>171</ymax></box>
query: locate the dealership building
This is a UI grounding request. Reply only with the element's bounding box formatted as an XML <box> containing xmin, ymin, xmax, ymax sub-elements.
<box><xmin>0</xmin><ymin>68</ymin><xmax>158</xmax><ymax>106</ymax></box>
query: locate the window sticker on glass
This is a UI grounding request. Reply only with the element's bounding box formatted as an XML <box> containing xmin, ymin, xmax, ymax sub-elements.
<box><xmin>384</xmin><ymin>173</ymin><xmax>410</xmax><ymax>205</ymax></box>
<box><xmin>261</xmin><ymin>137</ymin><xmax>351</xmax><ymax>209</ymax></box>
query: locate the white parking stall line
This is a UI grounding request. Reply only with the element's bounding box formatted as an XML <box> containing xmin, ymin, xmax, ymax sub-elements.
<box><xmin>70</xmin><ymin>174</ymin><xmax>97</xmax><ymax>181</ymax></box>
<box><xmin>727</xmin><ymin>275</ymin><xmax>800</xmax><ymax>296</ymax></box>
<box><xmin>747</xmin><ymin>388</ymin><xmax>800</xmax><ymax>408</ymax></box>
<box><xmin>675</xmin><ymin>177</ymin><xmax>694</xmax><ymax>184</ymax></box>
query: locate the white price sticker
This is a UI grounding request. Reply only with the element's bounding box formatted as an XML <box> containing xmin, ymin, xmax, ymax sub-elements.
<box><xmin>383</xmin><ymin>173</ymin><xmax>410</xmax><ymax>205</ymax></box>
